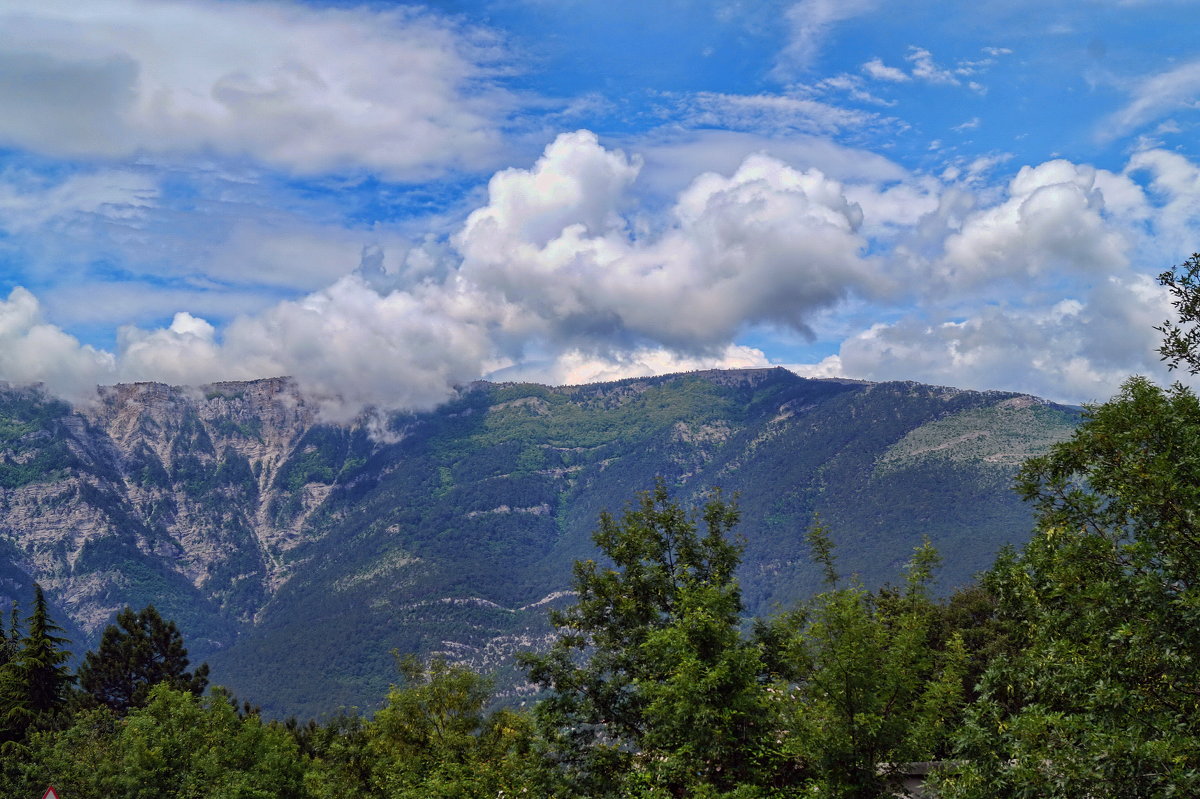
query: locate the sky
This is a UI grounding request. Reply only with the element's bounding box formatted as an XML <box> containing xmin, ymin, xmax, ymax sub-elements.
<box><xmin>2</xmin><ymin>0</ymin><xmax>1200</xmax><ymax>419</ymax></box>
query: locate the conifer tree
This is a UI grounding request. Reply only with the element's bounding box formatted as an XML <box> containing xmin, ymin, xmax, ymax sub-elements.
<box><xmin>0</xmin><ymin>583</ymin><xmax>72</xmax><ymax>743</ymax></box>
<box><xmin>0</xmin><ymin>601</ymin><xmax>17</xmax><ymax>670</ymax></box>
<box><xmin>78</xmin><ymin>604</ymin><xmax>208</xmax><ymax>715</ymax></box>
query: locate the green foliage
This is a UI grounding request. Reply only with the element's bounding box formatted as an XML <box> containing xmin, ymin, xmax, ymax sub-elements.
<box><xmin>0</xmin><ymin>583</ymin><xmax>73</xmax><ymax>745</ymax></box>
<box><xmin>4</xmin><ymin>685</ymin><xmax>307</xmax><ymax>798</ymax></box>
<box><xmin>1157</xmin><ymin>251</ymin><xmax>1200</xmax><ymax>374</ymax></box>
<box><xmin>763</xmin><ymin>528</ymin><xmax>966</xmax><ymax>799</ymax></box>
<box><xmin>78</xmin><ymin>604</ymin><xmax>209</xmax><ymax>715</ymax></box>
<box><xmin>298</xmin><ymin>655</ymin><xmax>536</xmax><ymax>798</ymax></box>
<box><xmin>940</xmin><ymin>377</ymin><xmax>1200</xmax><ymax>797</ymax></box>
<box><xmin>522</xmin><ymin>482</ymin><xmax>776</xmax><ymax>797</ymax></box>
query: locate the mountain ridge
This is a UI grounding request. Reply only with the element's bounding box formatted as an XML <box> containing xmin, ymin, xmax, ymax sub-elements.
<box><xmin>0</xmin><ymin>368</ymin><xmax>1080</xmax><ymax>717</ymax></box>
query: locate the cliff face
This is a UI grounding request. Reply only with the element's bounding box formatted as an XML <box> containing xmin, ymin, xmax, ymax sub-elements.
<box><xmin>0</xmin><ymin>369</ymin><xmax>1081</xmax><ymax>718</ymax></box>
<box><xmin>0</xmin><ymin>377</ymin><xmax>352</xmax><ymax>646</ymax></box>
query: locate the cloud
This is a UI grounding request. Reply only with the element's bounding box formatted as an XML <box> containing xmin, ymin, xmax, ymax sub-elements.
<box><xmin>1104</xmin><ymin>59</ymin><xmax>1200</xmax><ymax>140</ymax></box>
<box><xmin>677</xmin><ymin>92</ymin><xmax>890</xmax><ymax>136</ymax></box>
<box><xmin>773</xmin><ymin>0</ymin><xmax>877</xmax><ymax>78</ymax></box>
<box><xmin>862</xmin><ymin>58</ymin><xmax>910</xmax><ymax>83</ymax></box>
<box><xmin>905</xmin><ymin>47</ymin><xmax>960</xmax><ymax>86</ymax></box>
<box><xmin>456</xmin><ymin>131</ymin><xmax>877</xmax><ymax>350</ymax></box>
<box><xmin>489</xmin><ymin>344</ymin><xmax>773</xmax><ymax>387</ymax></box>
<box><xmin>0</xmin><ymin>0</ymin><xmax>512</xmax><ymax>179</ymax></box>
<box><xmin>837</xmin><ymin>274</ymin><xmax>1172</xmax><ymax>403</ymax></box>
<box><xmin>4</xmin><ymin>134</ymin><xmax>1194</xmax><ymax>418</ymax></box>
<box><xmin>11</xmin><ymin>131</ymin><xmax>881</xmax><ymax>418</ymax></box>
<box><xmin>0</xmin><ymin>288</ymin><xmax>116</xmax><ymax>402</ymax></box>
<box><xmin>931</xmin><ymin>160</ymin><xmax>1143</xmax><ymax>290</ymax></box>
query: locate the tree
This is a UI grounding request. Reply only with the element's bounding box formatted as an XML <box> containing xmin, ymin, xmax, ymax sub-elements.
<box><xmin>0</xmin><ymin>601</ymin><xmax>17</xmax><ymax>670</ymax></box>
<box><xmin>5</xmin><ymin>684</ymin><xmax>307</xmax><ymax>799</ymax></box>
<box><xmin>1156</xmin><ymin>252</ymin><xmax>1200</xmax><ymax>374</ymax></box>
<box><xmin>0</xmin><ymin>583</ymin><xmax>73</xmax><ymax>744</ymax></box>
<box><xmin>762</xmin><ymin>524</ymin><xmax>966</xmax><ymax>799</ymax></box>
<box><xmin>939</xmin><ymin>377</ymin><xmax>1200</xmax><ymax>797</ymax></box>
<box><xmin>521</xmin><ymin>481</ymin><xmax>774</xmax><ymax>797</ymax></box>
<box><xmin>358</xmin><ymin>655</ymin><xmax>534</xmax><ymax>799</ymax></box>
<box><xmin>77</xmin><ymin>604</ymin><xmax>209</xmax><ymax>715</ymax></box>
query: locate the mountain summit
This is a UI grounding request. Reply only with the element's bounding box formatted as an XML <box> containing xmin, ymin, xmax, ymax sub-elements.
<box><xmin>0</xmin><ymin>368</ymin><xmax>1078</xmax><ymax>717</ymax></box>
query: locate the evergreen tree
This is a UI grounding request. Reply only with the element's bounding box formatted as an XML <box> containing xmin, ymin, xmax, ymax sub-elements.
<box><xmin>0</xmin><ymin>601</ymin><xmax>17</xmax><ymax>670</ymax></box>
<box><xmin>78</xmin><ymin>604</ymin><xmax>208</xmax><ymax>715</ymax></box>
<box><xmin>0</xmin><ymin>583</ymin><xmax>72</xmax><ymax>743</ymax></box>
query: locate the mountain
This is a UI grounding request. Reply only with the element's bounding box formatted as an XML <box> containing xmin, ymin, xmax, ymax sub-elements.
<box><xmin>0</xmin><ymin>368</ymin><xmax>1080</xmax><ymax>718</ymax></box>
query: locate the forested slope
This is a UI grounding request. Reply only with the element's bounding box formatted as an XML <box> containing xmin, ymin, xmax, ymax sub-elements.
<box><xmin>0</xmin><ymin>368</ymin><xmax>1078</xmax><ymax>717</ymax></box>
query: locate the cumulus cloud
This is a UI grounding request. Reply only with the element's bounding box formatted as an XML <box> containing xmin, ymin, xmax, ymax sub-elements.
<box><xmin>6</xmin><ymin>133</ymin><xmax>1197</xmax><ymax>419</ymax></box>
<box><xmin>457</xmin><ymin>131</ymin><xmax>876</xmax><ymax>349</ymax></box>
<box><xmin>0</xmin><ymin>0</ymin><xmax>511</xmax><ymax>179</ymax></box>
<box><xmin>931</xmin><ymin>160</ymin><xmax>1144</xmax><ymax>289</ymax></box>
<box><xmin>0</xmin><ymin>288</ymin><xmax>115</xmax><ymax>401</ymax></box>
<box><xmin>837</xmin><ymin>274</ymin><xmax>1172</xmax><ymax>403</ymax></box>
<box><xmin>7</xmin><ymin>131</ymin><xmax>884</xmax><ymax>419</ymax></box>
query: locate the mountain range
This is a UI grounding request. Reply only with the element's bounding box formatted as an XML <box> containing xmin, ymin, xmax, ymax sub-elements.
<box><xmin>0</xmin><ymin>368</ymin><xmax>1080</xmax><ymax>718</ymax></box>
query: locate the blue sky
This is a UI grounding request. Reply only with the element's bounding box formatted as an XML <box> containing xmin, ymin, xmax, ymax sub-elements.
<box><xmin>1</xmin><ymin>0</ymin><xmax>1199</xmax><ymax>416</ymax></box>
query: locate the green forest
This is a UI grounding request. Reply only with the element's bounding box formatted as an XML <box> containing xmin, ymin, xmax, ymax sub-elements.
<box><xmin>5</xmin><ymin>259</ymin><xmax>1200</xmax><ymax>797</ymax></box>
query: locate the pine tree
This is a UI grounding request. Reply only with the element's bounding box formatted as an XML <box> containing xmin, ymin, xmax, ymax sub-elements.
<box><xmin>78</xmin><ymin>604</ymin><xmax>208</xmax><ymax>715</ymax></box>
<box><xmin>0</xmin><ymin>583</ymin><xmax>72</xmax><ymax>743</ymax></box>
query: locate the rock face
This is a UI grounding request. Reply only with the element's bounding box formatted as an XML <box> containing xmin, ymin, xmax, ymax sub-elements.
<box><xmin>0</xmin><ymin>377</ymin><xmax>356</xmax><ymax>649</ymax></box>
<box><xmin>0</xmin><ymin>369</ymin><xmax>1081</xmax><ymax>718</ymax></box>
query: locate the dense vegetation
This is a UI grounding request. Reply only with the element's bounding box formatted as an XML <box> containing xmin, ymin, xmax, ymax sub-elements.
<box><xmin>5</xmin><ymin>260</ymin><xmax>1200</xmax><ymax>795</ymax></box>
<box><xmin>6</xmin><ymin>354</ymin><xmax>1200</xmax><ymax>797</ymax></box>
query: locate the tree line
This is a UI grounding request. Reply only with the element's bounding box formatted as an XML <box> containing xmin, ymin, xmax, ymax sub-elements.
<box><xmin>6</xmin><ymin>256</ymin><xmax>1200</xmax><ymax>797</ymax></box>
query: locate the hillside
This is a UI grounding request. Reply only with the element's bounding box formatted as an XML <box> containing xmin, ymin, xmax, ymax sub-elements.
<box><xmin>0</xmin><ymin>368</ymin><xmax>1079</xmax><ymax>717</ymax></box>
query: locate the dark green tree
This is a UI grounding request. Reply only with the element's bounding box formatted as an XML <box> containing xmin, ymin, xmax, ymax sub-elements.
<box><xmin>521</xmin><ymin>481</ymin><xmax>773</xmax><ymax>797</ymax></box>
<box><xmin>0</xmin><ymin>601</ymin><xmax>17</xmax><ymax>670</ymax></box>
<box><xmin>1156</xmin><ymin>251</ymin><xmax>1200</xmax><ymax>374</ymax></box>
<box><xmin>77</xmin><ymin>604</ymin><xmax>209</xmax><ymax>715</ymax></box>
<box><xmin>0</xmin><ymin>583</ymin><xmax>73</xmax><ymax>744</ymax></box>
<box><xmin>940</xmin><ymin>377</ymin><xmax>1200</xmax><ymax>797</ymax></box>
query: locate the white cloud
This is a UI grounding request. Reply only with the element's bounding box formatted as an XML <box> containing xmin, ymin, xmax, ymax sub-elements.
<box><xmin>773</xmin><ymin>0</ymin><xmax>877</xmax><ymax>78</ymax></box>
<box><xmin>5</xmin><ymin>136</ymin><xmax>1197</xmax><ymax>418</ymax></box>
<box><xmin>0</xmin><ymin>288</ymin><xmax>115</xmax><ymax>401</ymax></box>
<box><xmin>862</xmin><ymin>58</ymin><xmax>910</xmax><ymax>83</ymax></box>
<box><xmin>0</xmin><ymin>168</ymin><xmax>157</xmax><ymax>234</ymax></box>
<box><xmin>838</xmin><ymin>275</ymin><xmax>1171</xmax><ymax>403</ymax></box>
<box><xmin>678</xmin><ymin>92</ymin><xmax>888</xmax><ymax>136</ymax></box>
<box><xmin>1127</xmin><ymin>148</ymin><xmax>1200</xmax><ymax>257</ymax></box>
<box><xmin>932</xmin><ymin>159</ymin><xmax>1143</xmax><ymax>289</ymax></box>
<box><xmin>634</xmin><ymin>129</ymin><xmax>911</xmax><ymax>201</ymax></box>
<box><xmin>1104</xmin><ymin>58</ymin><xmax>1200</xmax><ymax>141</ymax></box>
<box><xmin>457</xmin><ymin>131</ymin><xmax>876</xmax><ymax>350</ymax></box>
<box><xmin>906</xmin><ymin>47</ymin><xmax>960</xmax><ymax>86</ymax></box>
<box><xmin>0</xmin><ymin>0</ymin><xmax>511</xmax><ymax>179</ymax></box>
<box><xmin>41</xmin><ymin>131</ymin><xmax>877</xmax><ymax>418</ymax></box>
<box><xmin>491</xmin><ymin>344</ymin><xmax>773</xmax><ymax>387</ymax></box>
